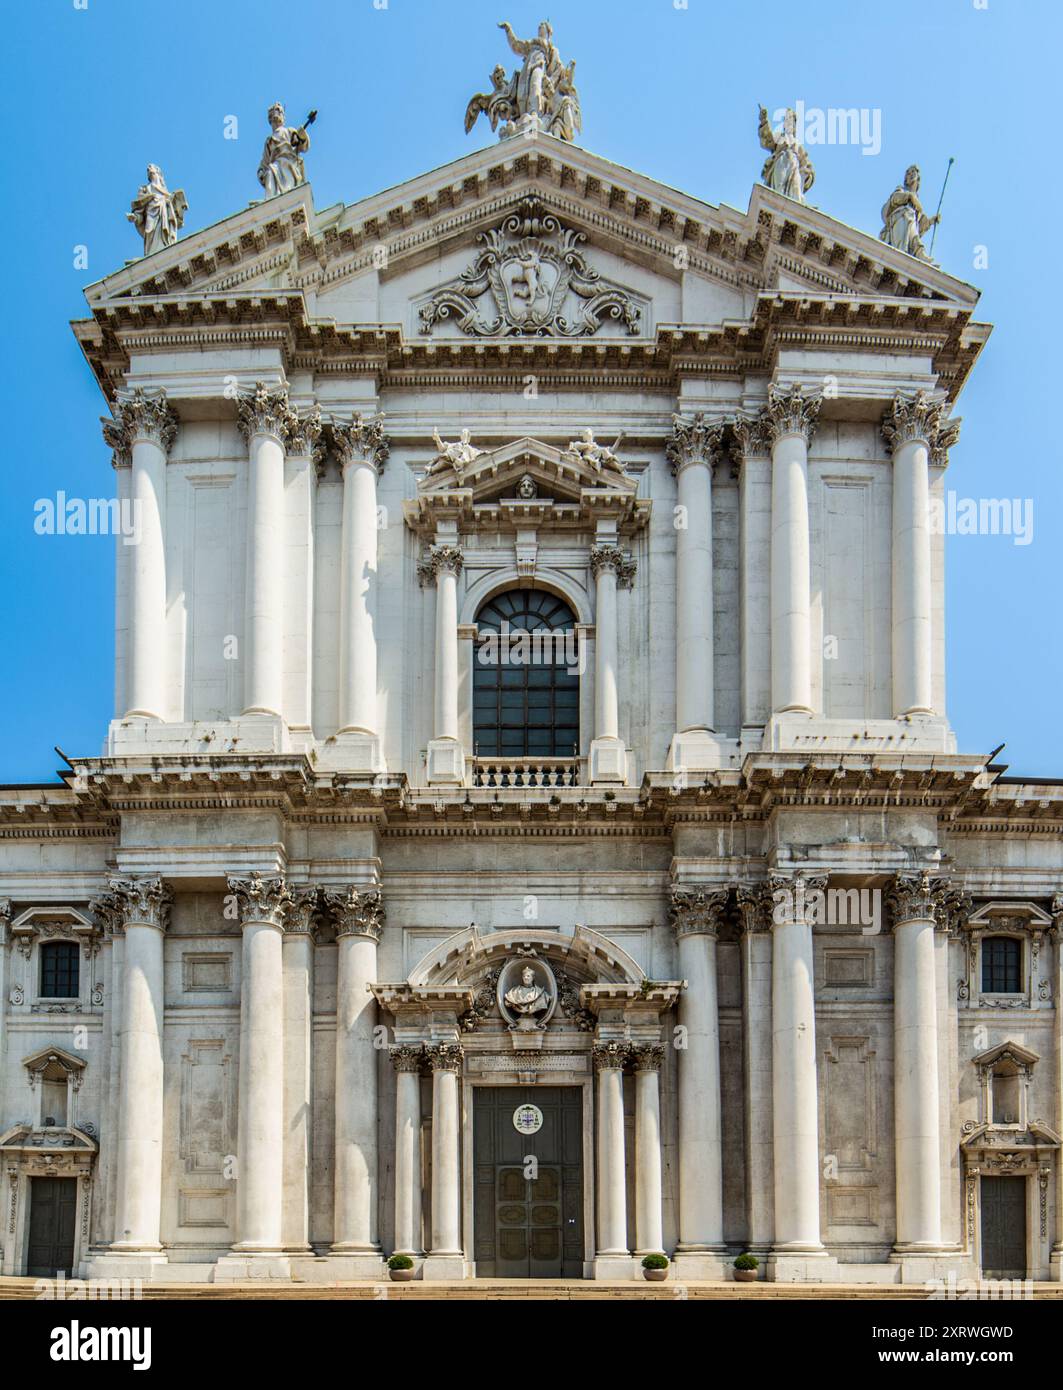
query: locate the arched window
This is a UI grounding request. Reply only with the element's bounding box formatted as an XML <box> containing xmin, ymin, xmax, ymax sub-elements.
<box><xmin>39</xmin><ymin>941</ymin><xmax>80</xmax><ymax>999</ymax></box>
<box><xmin>473</xmin><ymin>587</ymin><xmax>579</xmax><ymax>757</ymax></box>
<box><xmin>982</xmin><ymin>937</ymin><xmax>1021</xmax><ymax>994</ymax></box>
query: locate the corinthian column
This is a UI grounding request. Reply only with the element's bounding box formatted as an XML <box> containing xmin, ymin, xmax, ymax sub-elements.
<box><xmin>765</xmin><ymin>385</ymin><xmax>821</xmax><ymax>717</ymax></box>
<box><xmin>589</xmin><ymin>544</ymin><xmax>635</xmax><ymax>784</ymax></box>
<box><xmin>238</xmin><ymin>385</ymin><xmax>295</xmax><ymax>719</ymax></box>
<box><xmin>883</xmin><ymin>393</ymin><xmax>960</xmax><ymax>718</ymax></box>
<box><xmin>391</xmin><ymin>1046</ymin><xmax>425</xmax><ymax>1258</ymax></box>
<box><xmin>221</xmin><ymin>873</ymin><xmax>292</xmax><ymax>1273</ymax></box>
<box><xmin>769</xmin><ymin>871</ymin><xmax>830</xmax><ymax>1278</ymax></box>
<box><xmin>732</xmin><ymin>415</ymin><xmax>773</xmax><ymax>730</ymax></box>
<box><xmin>95</xmin><ymin>876</ymin><xmax>171</xmax><ymax>1272</ymax></box>
<box><xmin>324</xmin><ymin>885</ymin><xmax>384</xmax><ymax>1271</ymax></box>
<box><xmin>333</xmin><ymin>415</ymin><xmax>389</xmax><ymax>770</ymax></box>
<box><xmin>669</xmin><ymin>886</ymin><xmax>727</xmax><ymax>1277</ymax></box>
<box><xmin>886</xmin><ymin>872</ymin><xmax>959</xmax><ymax>1271</ymax></box>
<box><xmin>632</xmin><ymin>1044</ymin><xmax>665</xmax><ymax>1256</ymax></box>
<box><xmin>593</xmin><ymin>1040</ymin><xmax>630</xmax><ymax>1277</ymax></box>
<box><xmin>423</xmin><ymin>1043</ymin><xmax>465</xmax><ymax>1280</ymax></box>
<box><xmin>284</xmin><ymin>406</ymin><xmax>323</xmax><ymax>743</ymax></box>
<box><xmin>102</xmin><ymin>390</ymin><xmax>179</xmax><ymax>721</ymax></box>
<box><xmin>420</xmin><ymin>545</ymin><xmax>465</xmax><ymax>785</ymax></box>
<box><xmin>666</xmin><ymin>414</ymin><xmax>724</xmax><ymax>771</ymax></box>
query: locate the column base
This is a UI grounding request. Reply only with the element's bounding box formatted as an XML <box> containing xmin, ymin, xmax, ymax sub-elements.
<box><xmin>426</xmin><ymin>738</ymin><xmax>465</xmax><ymax>785</ymax></box>
<box><xmin>589</xmin><ymin>737</ymin><xmax>627</xmax><ymax>784</ymax></box>
<box><xmin>592</xmin><ymin>1254</ymin><xmax>638</xmax><ymax>1280</ymax></box>
<box><xmin>766</xmin><ymin>1246</ymin><xmax>839</xmax><ymax>1282</ymax></box>
<box><xmin>320</xmin><ymin>730</ymin><xmax>384</xmax><ymax>774</ymax></box>
<box><xmin>313</xmin><ymin>1250</ymin><xmax>386</xmax><ymax>1279</ymax></box>
<box><xmin>213</xmin><ymin>1252</ymin><xmax>292</xmax><ymax>1282</ymax></box>
<box><xmin>421</xmin><ymin>1253</ymin><xmax>468</xmax><ymax>1281</ymax></box>
<box><xmin>672</xmin><ymin>1248</ymin><xmax>730</xmax><ymax>1280</ymax></box>
<box><xmin>889</xmin><ymin>1246</ymin><xmax>974</xmax><ymax>1285</ymax></box>
<box><xmin>666</xmin><ymin>730</ymin><xmax>733</xmax><ymax>774</ymax></box>
<box><xmin>84</xmin><ymin>1253</ymin><xmax>169</xmax><ymax>1282</ymax></box>
<box><xmin>1051</xmin><ymin>1247</ymin><xmax>1063</xmax><ymax>1282</ymax></box>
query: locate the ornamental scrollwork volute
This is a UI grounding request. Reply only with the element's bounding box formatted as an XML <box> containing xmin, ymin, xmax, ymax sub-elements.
<box><xmin>226</xmin><ymin>873</ymin><xmax>293</xmax><ymax>929</ymax></box>
<box><xmin>101</xmin><ymin>387</ymin><xmax>179</xmax><ymax>466</ymax></box>
<box><xmin>419</xmin><ymin>196</ymin><xmax>641</xmax><ymax>339</ymax></box>
<box><xmin>666</xmin><ymin>412</ymin><xmax>725</xmax><ymax>477</ymax></box>
<box><xmin>882</xmin><ymin>391</ymin><xmax>962</xmax><ymax>466</ymax></box>
<box><xmin>589</xmin><ymin>544</ymin><xmax>636</xmax><ymax>589</ymax></box>
<box><xmin>459</xmin><ymin>966</ymin><xmax>502</xmax><ymax>1032</ymax></box>
<box><xmin>322</xmin><ymin>886</ymin><xmax>385</xmax><ymax>942</ymax></box>
<box><xmin>329</xmin><ymin>413</ymin><xmax>390</xmax><ymax>475</ymax></box>
<box><xmin>669</xmin><ymin>885</ymin><xmax>730</xmax><ymax>940</ymax></box>
<box><xmin>764</xmin><ymin>383</ymin><xmax>821</xmax><ymax>447</ymax></box>
<box><xmin>237</xmin><ymin>383</ymin><xmax>297</xmax><ymax>446</ymax></box>
<box><xmin>108</xmin><ymin>875</ymin><xmax>173</xmax><ymax>930</ymax></box>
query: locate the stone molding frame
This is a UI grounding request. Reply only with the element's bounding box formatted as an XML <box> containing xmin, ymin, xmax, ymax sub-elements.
<box><xmin>956</xmin><ymin>900</ymin><xmax>1053</xmax><ymax>1010</ymax></box>
<box><xmin>6</xmin><ymin>907</ymin><xmax>102</xmax><ymax>1013</ymax></box>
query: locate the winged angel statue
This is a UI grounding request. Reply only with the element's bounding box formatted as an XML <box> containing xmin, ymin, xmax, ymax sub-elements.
<box><xmin>465</xmin><ymin>20</ymin><xmax>582</xmax><ymax>141</ymax></box>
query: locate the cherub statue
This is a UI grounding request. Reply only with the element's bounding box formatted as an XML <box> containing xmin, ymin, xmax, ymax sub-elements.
<box><xmin>565</xmin><ymin>428</ymin><xmax>625</xmax><ymax>474</ymax></box>
<box><xmin>879</xmin><ymin>166</ymin><xmax>939</xmax><ymax>261</ymax></box>
<box><xmin>757</xmin><ymin>105</ymin><xmax>815</xmax><ymax>202</ymax></box>
<box><xmin>257</xmin><ymin>103</ymin><xmax>315</xmax><ymax>198</ymax></box>
<box><xmin>427</xmin><ymin>428</ymin><xmax>484</xmax><ymax>483</ymax></box>
<box><xmin>511</xmin><ymin>246</ymin><xmax>545</xmax><ymax>304</ymax></box>
<box><xmin>127</xmin><ymin>164</ymin><xmax>187</xmax><ymax>257</ymax></box>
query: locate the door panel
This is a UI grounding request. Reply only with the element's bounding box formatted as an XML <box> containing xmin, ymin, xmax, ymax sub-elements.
<box><xmin>980</xmin><ymin>1175</ymin><xmax>1026</xmax><ymax>1277</ymax></box>
<box><xmin>26</xmin><ymin>1176</ymin><xmax>77</xmax><ymax>1278</ymax></box>
<box><xmin>473</xmin><ymin>1086</ymin><xmax>583</xmax><ymax>1277</ymax></box>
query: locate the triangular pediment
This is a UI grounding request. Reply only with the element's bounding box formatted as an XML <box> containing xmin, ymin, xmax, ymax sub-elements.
<box><xmin>419</xmin><ymin>434</ymin><xmax>637</xmax><ymax>501</ymax></box>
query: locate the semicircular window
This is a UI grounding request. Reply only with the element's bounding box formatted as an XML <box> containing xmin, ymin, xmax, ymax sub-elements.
<box><xmin>474</xmin><ymin>587</ymin><xmax>579</xmax><ymax>758</ymax></box>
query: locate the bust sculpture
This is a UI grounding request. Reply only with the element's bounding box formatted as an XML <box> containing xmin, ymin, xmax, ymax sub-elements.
<box><xmin>503</xmin><ymin>964</ymin><xmax>550</xmax><ymax>1016</ymax></box>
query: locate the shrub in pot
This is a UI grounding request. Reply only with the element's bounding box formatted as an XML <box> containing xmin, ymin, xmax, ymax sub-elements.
<box><xmin>642</xmin><ymin>1253</ymin><xmax>670</xmax><ymax>1282</ymax></box>
<box><xmin>733</xmin><ymin>1252</ymin><xmax>758</xmax><ymax>1283</ymax></box>
<box><xmin>388</xmin><ymin>1253</ymin><xmax>415</xmax><ymax>1282</ymax></box>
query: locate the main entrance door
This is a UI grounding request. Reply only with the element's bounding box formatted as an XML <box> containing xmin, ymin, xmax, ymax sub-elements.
<box><xmin>26</xmin><ymin>1176</ymin><xmax>78</xmax><ymax>1277</ymax></box>
<box><xmin>473</xmin><ymin>1086</ymin><xmax>583</xmax><ymax>1277</ymax></box>
<box><xmin>980</xmin><ymin>1175</ymin><xmax>1026</xmax><ymax>1277</ymax></box>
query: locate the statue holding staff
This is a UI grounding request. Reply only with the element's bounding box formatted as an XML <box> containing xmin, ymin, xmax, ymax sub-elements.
<box><xmin>127</xmin><ymin>164</ymin><xmax>187</xmax><ymax>257</ymax></box>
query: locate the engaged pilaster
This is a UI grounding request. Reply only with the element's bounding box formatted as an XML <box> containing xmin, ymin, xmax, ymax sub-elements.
<box><xmin>102</xmin><ymin>390</ymin><xmax>179</xmax><ymax>721</ymax></box>
<box><xmin>765</xmin><ymin>385</ymin><xmax>821</xmax><ymax>718</ymax></box>
<box><xmin>731</xmin><ymin>414</ymin><xmax>773</xmax><ymax>731</ymax></box>
<box><xmin>882</xmin><ymin>392</ymin><xmax>960</xmax><ymax>719</ymax></box>
<box><xmin>420</xmin><ymin>544</ymin><xmax>465</xmax><ymax>785</ymax></box>
<box><xmin>631</xmin><ymin>1043</ymin><xmax>665</xmax><ymax>1258</ymax></box>
<box><xmin>391</xmin><ymin>1045</ymin><xmax>425</xmax><ymax>1259</ymax></box>
<box><xmin>424</xmin><ymin>1043</ymin><xmax>466</xmax><ymax>1279</ymax></box>
<box><xmin>592</xmin><ymin>1040</ymin><xmax>630</xmax><ymax>1276</ymax></box>
<box><xmin>284</xmin><ymin>405</ymin><xmax>323</xmax><ymax>743</ymax></box>
<box><xmin>588</xmin><ymin>543</ymin><xmax>635</xmax><ymax>784</ymax></box>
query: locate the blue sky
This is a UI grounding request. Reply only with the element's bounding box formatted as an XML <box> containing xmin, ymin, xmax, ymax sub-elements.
<box><xmin>0</xmin><ymin>0</ymin><xmax>1059</xmax><ymax>781</ymax></box>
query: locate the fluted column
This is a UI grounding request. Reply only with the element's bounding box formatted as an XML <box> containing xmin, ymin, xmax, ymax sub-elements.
<box><xmin>589</xmin><ymin>544</ymin><xmax>634</xmax><ymax>784</ymax></box>
<box><xmin>770</xmin><ymin>871</ymin><xmax>827</xmax><ymax>1269</ymax></box>
<box><xmin>105</xmin><ymin>876</ymin><xmax>171</xmax><ymax>1259</ymax></box>
<box><xmin>238</xmin><ymin>385</ymin><xmax>295</xmax><ymax>718</ymax></box>
<box><xmin>226</xmin><ymin>874</ymin><xmax>291</xmax><ymax>1259</ymax></box>
<box><xmin>883</xmin><ymin>393</ymin><xmax>959</xmax><ymax>718</ymax></box>
<box><xmin>333</xmin><ymin>415</ymin><xmax>389</xmax><ymax>760</ymax></box>
<box><xmin>420</xmin><ymin>545</ymin><xmax>465</xmax><ymax>785</ymax></box>
<box><xmin>632</xmin><ymin>1044</ymin><xmax>665</xmax><ymax>1256</ymax></box>
<box><xmin>593</xmin><ymin>1041</ymin><xmax>629</xmax><ymax>1271</ymax></box>
<box><xmin>391</xmin><ymin>1045</ymin><xmax>425</xmax><ymax>1257</ymax></box>
<box><xmin>102</xmin><ymin>390</ymin><xmax>179</xmax><ymax>721</ymax></box>
<box><xmin>324</xmin><ymin>886</ymin><xmax>384</xmax><ymax>1260</ymax></box>
<box><xmin>886</xmin><ymin>872</ymin><xmax>955</xmax><ymax>1257</ymax></box>
<box><xmin>424</xmin><ymin>1043</ymin><xmax>464</xmax><ymax>1279</ymax></box>
<box><xmin>765</xmin><ymin>385</ymin><xmax>821</xmax><ymax>716</ymax></box>
<box><xmin>669</xmin><ymin>887</ymin><xmax>727</xmax><ymax>1271</ymax></box>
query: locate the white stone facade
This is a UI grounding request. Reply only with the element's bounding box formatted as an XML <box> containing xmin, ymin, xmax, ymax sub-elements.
<box><xmin>1</xmin><ymin>133</ymin><xmax>1061</xmax><ymax>1286</ymax></box>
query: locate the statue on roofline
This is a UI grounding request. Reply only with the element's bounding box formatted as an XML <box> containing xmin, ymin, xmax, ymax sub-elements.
<box><xmin>757</xmin><ymin>105</ymin><xmax>815</xmax><ymax>202</ymax></box>
<box><xmin>465</xmin><ymin>20</ymin><xmax>582</xmax><ymax>142</ymax></box>
<box><xmin>427</xmin><ymin>428</ymin><xmax>484</xmax><ymax>483</ymax></box>
<box><xmin>879</xmin><ymin>165</ymin><xmax>939</xmax><ymax>262</ymax></box>
<box><xmin>127</xmin><ymin>164</ymin><xmax>187</xmax><ymax>257</ymax></box>
<box><xmin>257</xmin><ymin>102</ymin><xmax>316</xmax><ymax>198</ymax></box>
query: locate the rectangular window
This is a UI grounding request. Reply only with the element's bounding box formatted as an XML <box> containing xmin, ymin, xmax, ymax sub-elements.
<box><xmin>40</xmin><ymin>942</ymin><xmax>80</xmax><ymax>999</ymax></box>
<box><xmin>982</xmin><ymin>937</ymin><xmax>1021</xmax><ymax>994</ymax></box>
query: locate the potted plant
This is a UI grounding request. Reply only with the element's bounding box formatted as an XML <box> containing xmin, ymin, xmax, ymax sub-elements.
<box><xmin>641</xmin><ymin>1253</ymin><xmax>670</xmax><ymax>1282</ymax></box>
<box><xmin>387</xmin><ymin>1253</ymin><xmax>415</xmax><ymax>1282</ymax></box>
<box><xmin>733</xmin><ymin>1253</ymin><xmax>759</xmax><ymax>1283</ymax></box>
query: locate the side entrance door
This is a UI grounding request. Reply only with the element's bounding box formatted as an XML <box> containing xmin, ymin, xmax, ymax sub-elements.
<box><xmin>26</xmin><ymin>1176</ymin><xmax>78</xmax><ymax>1277</ymax></box>
<box><xmin>473</xmin><ymin>1086</ymin><xmax>583</xmax><ymax>1277</ymax></box>
<box><xmin>980</xmin><ymin>1175</ymin><xmax>1026</xmax><ymax>1278</ymax></box>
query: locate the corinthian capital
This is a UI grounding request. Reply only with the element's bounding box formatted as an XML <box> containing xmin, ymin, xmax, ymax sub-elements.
<box><xmin>881</xmin><ymin>391</ymin><xmax>961</xmax><ymax>464</ymax></box>
<box><xmin>730</xmin><ymin>411</ymin><xmax>773</xmax><ymax>465</ymax></box>
<box><xmin>238</xmin><ymin>382</ymin><xmax>297</xmax><ymax>445</ymax></box>
<box><xmin>108</xmin><ymin>875</ymin><xmax>173</xmax><ymax>930</ymax></box>
<box><xmin>669</xmin><ymin>885</ymin><xmax>730</xmax><ymax>939</ymax></box>
<box><xmin>590</xmin><ymin>544</ymin><xmax>636</xmax><ymax>588</ymax></box>
<box><xmin>418</xmin><ymin>545</ymin><xmax>464</xmax><ymax>585</ymax></box>
<box><xmin>101</xmin><ymin>388</ymin><xmax>179</xmax><ymax>466</ymax></box>
<box><xmin>666</xmin><ymin>412</ymin><xmax>724</xmax><ymax>476</ymax></box>
<box><xmin>886</xmin><ymin>871</ymin><xmax>969</xmax><ymax>932</ymax></box>
<box><xmin>391</xmin><ymin>1044</ymin><xmax>425</xmax><ymax>1074</ymax></box>
<box><xmin>330</xmin><ymin>413</ymin><xmax>390</xmax><ymax>474</ymax></box>
<box><xmin>284</xmin><ymin>402</ymin><xmax>323</xmax><ymax>461</ymax></box>
<box><xmin>322</xmin><ymin>885</ymin><xmax>385</xmax><ymax>942</ymax></box>
<box><xmin>425</xmin><ymin>1042</ymin><xmax>463</xmax><ymax>1073</ymax></box>
<box><xmin>226</xmin><ymin>872</ymin><xmax>293</xmax><ymax>928</ymax></box>
<box><xmin>764</xmin><ymin>384</ymin><xmax>821</xmax><ymax>446</ymax></box>
<box><xmin>735</xmin><ymin>881</ymin><xmax>773</xmax><ymax>934</ymax></box>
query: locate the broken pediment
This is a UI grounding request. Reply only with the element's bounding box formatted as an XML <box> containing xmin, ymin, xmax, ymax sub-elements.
<box><xmin>418</xmin><ymin>433</ymin><xmax>637</xmax><ymax>498</ymax></box>
<box><xmin>416</xmin><ymin>196</ymin><xmax>644</xmax><ymax>338</ymax></box>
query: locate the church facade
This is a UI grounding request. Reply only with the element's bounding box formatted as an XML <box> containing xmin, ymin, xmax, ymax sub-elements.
<box><xmin>1</xmin><ymin>32</ymin><xmax>1061</xmax><ymax>1287</ymax></box>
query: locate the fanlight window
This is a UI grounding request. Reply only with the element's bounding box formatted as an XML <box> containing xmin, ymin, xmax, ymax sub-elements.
<box><xmin>982</xmin><ymin>937</ymin><xmax>1021</xmax><ymax>994</ymax></box>
<box><xmin>474</xmin><ymin>587</ymin><xmax>579</xmax><ymax>757</ymax></box>
<box><xmin>39</xmin><ymin>941</ymin><xmax>80</xmax><ymax>999</ymax></box>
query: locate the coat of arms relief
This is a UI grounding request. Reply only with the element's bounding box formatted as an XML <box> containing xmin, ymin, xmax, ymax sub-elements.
<box><xmin>418</xmin><ymin>197</ymin><xmax>642</xmax><ymax>338</ymax></box>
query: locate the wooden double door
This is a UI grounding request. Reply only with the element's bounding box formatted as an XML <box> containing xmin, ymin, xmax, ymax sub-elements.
<box><xmin>26</xmin><ymin>1176</ymin><xmax>78</xmax><ymax>1277</ymax></box>
<box><xmin>980</xmin><ymin>1175</ymin><xmax>1026</xmax><ymax>1278</ymax></box>
<box><xmin>473</xmin><ymin>1086</ymin><xmax>584</xmax><ymax>1277</ymax></box>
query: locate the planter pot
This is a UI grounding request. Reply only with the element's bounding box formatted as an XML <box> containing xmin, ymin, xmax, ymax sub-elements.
<box><xmin>733</xmin><ymin>1268</ymin><xmax>758</xmax><ymax>1283</ymax></box>
<box><xmin>643</xmin><ymin>1267</ymin><xmax>669</xmax><ymax>1282</ymax></box>
<box><xmin>389</xmin><ymin>1267</ymin><xmax>415</xmax><ymax>1281</ymax></box>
